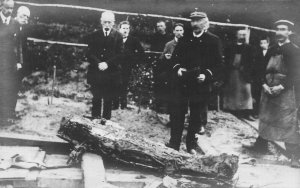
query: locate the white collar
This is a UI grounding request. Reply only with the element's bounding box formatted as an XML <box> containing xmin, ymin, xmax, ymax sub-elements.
<box><xmin>174</xmin><ymin>37</ymin><xmax>178</xmax><ymax>42</ymax></box>
<box><xmin>0</xmin><ymin>12</ymin><xmax>11</xmax><ymax>24</ymax></box>
<box><xmin>193</xmin><ymin>30</ymin><xmax>204</xmax><ymax>38</ymax></box>
<box><xmin>278</xmin><ymin>39</ymin><xmax>290</xmax><ymax>46</ymax></box>
<box><xmin>262</xmin><ymin>49</ymin><xmax>268</xmax><ymax>56</ymax></box>
<box><xmin>123</xmin><ymin>37</ymin><xmax>127</xmax><ymax>43</ymax></box>
<box><xmin>103</xmin><ymin>28</ymin><xmax>111</xmax><ymax>36</ymax></box>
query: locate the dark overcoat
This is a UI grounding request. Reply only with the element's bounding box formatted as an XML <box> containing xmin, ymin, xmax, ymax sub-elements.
<box><xmin>171</xmin><ymin>31</ymin><xmax>223</xmax><ymax>102</ymax></box>
<box><xmin>84</xmin><ymin>28</ymin><xmax>123</xmax><ymax>86</ymax></box>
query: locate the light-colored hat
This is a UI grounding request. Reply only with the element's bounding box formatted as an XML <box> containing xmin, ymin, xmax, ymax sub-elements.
<box><xmin>274</xmin><ymin>19</ymin><xmax>294</xmax><ymax>30</ymax></box>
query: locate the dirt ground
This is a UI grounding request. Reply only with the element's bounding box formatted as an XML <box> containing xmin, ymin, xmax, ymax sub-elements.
<box><xmin>0</xmin><ymin>71</ymin><xmax>299</xmax><ymax>187</ymax></box>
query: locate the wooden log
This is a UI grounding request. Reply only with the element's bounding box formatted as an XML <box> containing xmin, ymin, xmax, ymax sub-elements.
<box><xmin>57</xmin><ymin>116</ymin><xmax>239</xmax><ymax>181</ymax></box>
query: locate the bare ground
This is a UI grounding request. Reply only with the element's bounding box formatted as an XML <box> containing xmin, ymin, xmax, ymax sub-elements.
<box><xmin>0</xmin><ymin>71</ymin><xmax>299</xmax><ymax>187</ymax></box>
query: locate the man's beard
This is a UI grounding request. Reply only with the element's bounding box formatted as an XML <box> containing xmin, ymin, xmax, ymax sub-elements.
<box><xmin>176</xmin><ymin>34</ymin><xmax>183</xmax><ymax>39</ymax></box>
<box><xmin>158</xmin><ymin>29</ymin><xmax>165</xmax><ymax>34</ymax></box>
<box><xmin>276</xmin><ymin>34</ymin><xmax>286</xmax><ymax>42</ymax></box>
<box><xmin>237</xmin><ymin>38</ymin><xmax>246</xmax><ymax>43</ymax></box>
<box><xmin>3</xmin><ymin>12</ymin><xmax>12</xmax><ymax>17</ymax></box>
<box><xmin>192</xmin><ymin>25</ymin><xmax>205</xmax><ymax>33</ymax></box>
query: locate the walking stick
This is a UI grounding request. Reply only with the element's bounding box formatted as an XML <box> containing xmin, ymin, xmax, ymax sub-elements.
<box><xmin>50</xmin><ymin>65</ymin><xmax>57</xmax><ymax>105</ymax></box>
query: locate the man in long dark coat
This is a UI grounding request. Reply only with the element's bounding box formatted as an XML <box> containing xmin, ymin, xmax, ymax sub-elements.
<box><xmin>84</xmin><ymin>11</ymin><xmax>123</xmax><ymax>120</ymax></box>
<box><xmin>165</xmin><ymin>10</ymin><xmax>223</xmax><ymax>154</ymax></box>
<box><xmin>244</xmin><ymin>20</ymin><xmax>300</xmax><ymax>168</ymax></box>
<box><xmin>112</xmin><ymin>21</ymin><xmax>145</xmax><ymax>109</ymax></box>
<box><xmin>151</xmin><ymin>20</ymin><xmax>173</xmax><ymax>113</ymax></box>
<box><xmin>0</xmin><ymin>0</ymin><xmax>18</xmax><ymax>123</ymax></box>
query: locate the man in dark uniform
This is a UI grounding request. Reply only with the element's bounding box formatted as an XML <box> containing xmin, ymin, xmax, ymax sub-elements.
<box><xmin>244</xmin><ymin>20</ymin><xmax>300</xmax><ymax>168</ymax></box>
<box><xmin>84</xmin><ymin>11</ymin><xmax>123</xmax><ymax>120</ymax></box>
<box><xmin>151</xmin><ymin>20</ymin><xmax>173</xmax><ymax>113</ymax></box>
<box><xmin>252</xmin><ymin>36</ymin><xmax>270</xmax><ymax>118</ymax></box>
<box><xmin>166</xmin><ymin>10</ymin><xmax>223</xmax><ymax>154</ymax></box>
<box><xmin>0</xmin><ymin>0</ymin><xmax>17</xmax><ymax>123</ymax></box>
<box><xmin>112</xmin><ymin>21</ymin><xmax>145</xmax><ymax>109</ymax></box>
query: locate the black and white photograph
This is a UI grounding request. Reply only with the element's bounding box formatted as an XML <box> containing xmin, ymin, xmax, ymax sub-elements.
<box><xmin>0</xmin><ymin>0</ymin><xmax>299</xmax><ymax>187</ymax></box>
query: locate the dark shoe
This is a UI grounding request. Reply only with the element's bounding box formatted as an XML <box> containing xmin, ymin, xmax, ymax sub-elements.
<box><xmin>165</xmin><ymin>121</ymin><xmax>172</xmax><ymax>128</ymax></box>
<box><xmin>291</xmin><ymin>155</ymin><xmax>300</xmax><ymax>168</ymax></box>
<box><xmin>198</xmin><ymin>126</ymin><xmax>205</xmax><ymax>135</ymax></box>
<box><xmin>188</xmin><ymin>149</ymin><xmax>197</xmax><ymax>155</ymax></box>
<box><xmin>186</xmin><ymin>138</ymin><xmax>205</xmax><ymax>155</ymax></box>
<box><xmin>120</xmin><ymin>103</ymin><xmax>127</xmax><ymax>110</ymax></box>
<box><xmin>244</xmin><ymin>115</ymin><xmax>256</xmax><ymax>121</ymax></box>
<box><xmin>165</xmin><ymin>142</ymin><xmax>179</xmax><ymax>151</ymax></box>
<box><xmin>243</xmin><ymin>139</ymin><xmax>268</xmax><ymax>154</ymax></box>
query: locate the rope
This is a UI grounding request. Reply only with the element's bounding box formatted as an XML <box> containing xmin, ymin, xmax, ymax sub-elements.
<box><xmin>27</xmin><ymin>37</ymin><xmax>162</xmax><ymax>54</ymax></box>
<box><xmin>16</xmin><ymin>1</ymin><xmax>275</xmax><ymax>33</ymax></box>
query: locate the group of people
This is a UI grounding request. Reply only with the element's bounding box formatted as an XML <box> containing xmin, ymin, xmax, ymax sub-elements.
<box><xmin>1</xmin><ymin>1</ymin><xmax>299</xmax><ymax>168</ymax></box>
<box><xmin>85</xmin><ymin>9</ymin><xmax>300</xmax><ymax>168</ymax></box>
<box><xmin>0</xmin><ymin>0</ymin><xmax>30</xmax><ymax>124</ymax></box>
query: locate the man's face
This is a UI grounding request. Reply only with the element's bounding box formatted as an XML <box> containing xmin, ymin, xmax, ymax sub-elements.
<box><xmin>191</xmin><ymin>18</ymin><xmax>207</xmax><ymax>34</ymax></box>
<box><xmin>156</xmin><ymin>22</ymin><xmax>166</xmax><ymax>34</ymax></box>
<box><xmin>2</xmin><ymin>0</ymin><xmax>14</xmax><ymax>17</ymax></box>
<box><xmin>260</xmin><ymin>39</ymin><xmax>269</xmax><ymax>50</ymax></box>
<box><xmin>173</xmin><ymin>26</ymin><xmax>184</xmax><ymax>39</ymax></box>
<box><xmin>119</xmin><ymin>24</ymin><xmax>130</xmax><ymax>38</ymax></box>
<box><xmin>101</xmin><ymin>20</ymin><xmax>114</xmax><ymax>31</ymax></box>
<box><xmin>276</xmin><ymin>25</ymin><xmax>290</xmax><ymax>42</ymax></box>
<box><xmin>236</xmin><ymin>30</ymin><xmax>247</xmax><ymax>44</ymax></box>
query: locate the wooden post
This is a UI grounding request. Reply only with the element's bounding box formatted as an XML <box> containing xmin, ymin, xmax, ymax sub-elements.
<box><xmin>217</xmin><ymin>94</ymin><xmax>220</xmax><ymax>112</ymax></box>
<box><xmin>81</xmin><ymin>153</ymin><xmax>106</xmax><ymax>188</ymax></box>
<box><xmin>50</xmin><ymin>65</ymin><xmax>57</xmax><ymax>105</ymax></box>
<box><xmin>245</xmin><ymin>26</ymin><xmax>251</xmax><ymax>44</ymax></box>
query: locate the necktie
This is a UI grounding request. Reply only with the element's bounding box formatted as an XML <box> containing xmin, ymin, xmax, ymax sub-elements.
<box><xmin>105</xmin><ymin>31</ymin><xmax>108</xmax><ymax>37</ymax></box>
<box><xmin>4</xmin><ymin>18</ymin><xmax>8</xmax><ymax>25</ymax></box>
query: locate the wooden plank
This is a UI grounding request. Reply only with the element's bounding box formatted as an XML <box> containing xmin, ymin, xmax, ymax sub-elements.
<box><xmin>0</xmin><ymin>133</ymin><xmax>70</xmax><ymax>154</ymax></box>
<box><xmin>81</xmin><ymin>153</ymin><xmax>105</xmax><ymax>188</ymax></box>
<box><xmin>106</xmin><ymin>172</ymin><xmax>161</xmax><ymax>188</ymax></box>
<box><xmin>236</xmin><ymin>163</ymin><xmax>300</xmax><ymax>188</ymax></box>
<box><xmin>37</xmin><ymin>168</ymin><xmax>83</xmax><ymax>188</ymax></box>
<box><xmin>0</xmin><ymin>146</ymin><xmax>40</xmax><ymax>162</ymax></box>
<box><xmin>0</xmin><ymin>169</ymin><xmax>28</xmax><ymax>180</ymax></box>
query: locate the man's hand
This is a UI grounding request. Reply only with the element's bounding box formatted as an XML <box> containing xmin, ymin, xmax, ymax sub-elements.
<box><xmin>270</xmin><ymin>85</ymin><xmax>284</xmax><ymax>96</ymax></box>
<box><xmin>177</xmin><ymin>68</ymin><xmax>187</xmax><ymax>77</ymax></box>
<box><xmin>16</xmin><ymin>63</ymin><xmax>22</xmax><ymax>71</ymax></box>
<box><xmin>197</xmin><ymin>74</ymin><xmax>206</xmax><ymax>83</ymax></box>
<box><xmin>164</xmin><ymin>53</ymin><xmax>172</xmax><ymax>60</ymax></box>
<box><xmin>98</xmin><ymin>62</ymin><xmax>108</xmax><ymax>71</ymax></box>
<box><xmin>262</xmin><ymin>84</ymin><xmax>272</xmax><ymax>95</ymax></box>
